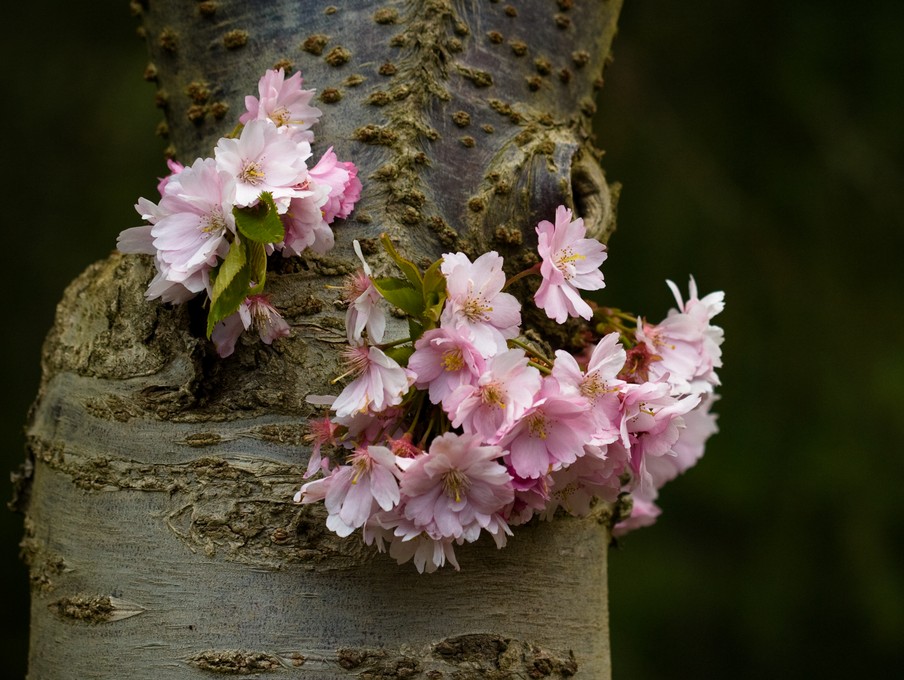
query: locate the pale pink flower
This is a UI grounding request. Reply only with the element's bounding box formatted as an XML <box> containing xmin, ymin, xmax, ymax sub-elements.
<box><xmin>440</xmin><ymin>251</ymin><xmax>521</xmax><ymax>357</ymax></box>
<box><xmin>210</xmin><ymin>294</ymin><xmax>291</xmax><ymax>358</ymax></box>
<box><xmin>331</xmin><ymin>345</ymin><xmax>414</xmax><ymax>418</ymax></box>
<box><xmin>552</xmin><ymin>332</ymin><xmax>626</xmax><ymax>445</ymax></box>
<box><xmin>383</xmin><ymin>515</ymin><xmax>463</xmax><ymax>573</ymax></box>
<box><xmin>620</xmin><ymin>381</ymin><xmax>700</xmax><ymax>495</ymax></box>
<box><xmin>308</xmin><ymin>147</ymin><xmax>362</xmax><ymax>223</ymax></box>
<box><xmin>637</xmin><ymin>277</ymin><xmax>725</xmax><ymax>395</ymax></box>
<box><xmin>240</xmin><ymin>68</ymin><xmax>322</xmax><ymax>142</ymax></box>
<box><xmin>445</xmin><ymin>349</ymin><xmax>542</xmax><ymax>442</ymax></box>
<box><xmin>498</xmin><ymin>377</ymin><xmax>595</xmax><ymax>479</ymax></box>
<box><xmin>543</xmin><ymin>442</ymin><xmax>629</xmax><ymax>518</ymax></box>
<box><xmin>400</xmin><ymin>432</ymin><xmax>514</xmax><ymax>540</ymax></box>
<box><xmin>138</xmin><ymin>158</ymin><xmax>235</xmax><ymax>293</ymax></box>
<box><xmin>534</xmin><ymin>205</ymin><xmax>607</xmax><ymax>323</ymax></box>
<box><xmin>279</xmin><ymin>188</ymin><xmax>335</xmax><ymax>257</ymax></box>
<box><xmin>303</xmin><ymin>416</ymin><xmax>338</xmax><ymax>479</ymax></box>
<box><xmin>214</xmin><ymin>119</ymin><xmax>311</xmax><ymax>208</ymax></box>
<box><xmin>407</xmin><ymin>326</ymin><xmax>485</xmax><ymax>406</ymax></box>
<box><xmin>295</xmin><ymin>445</ymin><xmax>402</xmax><ymax>537</ymax></box>
<box><xmin>344</xmin><ymin>241</ymin><xmax>386</xmax><ymax>345</ymax></box>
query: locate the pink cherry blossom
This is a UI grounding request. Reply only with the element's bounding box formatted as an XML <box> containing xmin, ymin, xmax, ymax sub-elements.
<box><xmin>308</xmin><ymin>147</ymin><xmax>362</xmax><ymax>223</ymax></box>
<box><xmin>344</xmin><ymin>241</ymin><xmax>386</xmax><ymax>345</ymax></box>
<box><xmin>543</xmin><ymin>442</ymin><xmax>629</xmax><ymax>517</ymax></box>
<box><xmin>279</xmin><ymin>187</ymin><xmax>335</xmax><ymax>257</ymax></box>
<box><xmin>367</xmin><ymin>511</ymin><xmax>463</xmax><ymax>573</ymax></box>
<box><xmin>240</xmin><ymin>68</ymin><xmax>322</xmax><ymax>142</ymax></box>
<box><xmin>498</xmin><ymin>377</ymin><xmax>595</xmax><ymax>479</ymax></box>
<box><xmin>303</xmin><ymin>416</ymin><xmax>338</xmax><ymax>479</ymax></box>
<box><xmin>210</xmin><ymin>294</ymin><xmax>291</xmax><ymax>358</ymax></box>
<box><xmin>399</xmin><ymin>432</ymin><xmax>514</xmax><ymax>540</ymax></box>
<box><xmin>295</xmin><ymin>445</ymin><xmax>401</xmax><ymax>537</ymax></box>
<box><xmin>620</xmin><ymin>381</ymin><xmax>700</xmax><ymax>495</ymax></box>
<box><xmin>141</xmin><ymin>157</ymin><xmax>236</xmax><ymax>292</ymax></box>
<box><xmin>214</xmin><ymin>119</ymin><xmax>311</xmax><ymax>208</ymax></box>
<box><xmin>445</xmin><ymin>349</ymin><xmax>542</xmax><ymax>441</ymax></box>
<box><xmin>637</xmin><ymin>277</ymin><xmax>725</xmax><ymax>395</ymax></box>
<box><xmin>612</xmin><ymin>496</ymin><xmax>661</xmax><ymax>537</ymax></box>
<box><xmin>504</xmin><ymin>471</ymin><xmax>551</xmax><ymax>526</ymax></box>
<box><xmin>407</xmin><ymin>326</ymin><xmax>485</xmax><ymax>406</ymax></box>
<box><xmin>440</xmin><ymin>251</ymin><xmax>521</xmax><ymax>357</ymax></box>
<box><xmin>534</xmin><ymin>205</ymin><xmax>607</xmax><ymax>323</ymax></box>
<box><xmin>552</xmin><ymin>332</ymin><xmax>626</xmax><ymax>445</ymax></box>
<box><xmin>156</xmin><ymin>158</ymin><xmax>185</xmax><ymax>195</ymax></box>
<box><xmin>331</xmin><ymin>345</ymin><xmax>414</xmax><ymax>418</ymax></box>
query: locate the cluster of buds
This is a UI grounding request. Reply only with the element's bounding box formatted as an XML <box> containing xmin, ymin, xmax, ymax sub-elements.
<box><xmin>297</xmin><ymin>208</ymin><xmax>725</xmax><ymax>572</ymax></box>
<box><xmin>117</xmin><ymin>69</ymin><xmax>361</xmax><ymax>356</ymax></box>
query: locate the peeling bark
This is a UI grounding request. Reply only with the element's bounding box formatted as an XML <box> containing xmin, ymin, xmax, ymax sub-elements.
<box><xmin>22</xmin><ymin>1</ymin><xmax>623</xmax><ymax>677</ymax></box>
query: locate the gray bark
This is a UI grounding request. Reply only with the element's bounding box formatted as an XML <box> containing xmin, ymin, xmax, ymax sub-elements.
<box><xmin>19</xmin><ymin>1</ymin><xmax>623</xmax><ymax>677</ymax></box>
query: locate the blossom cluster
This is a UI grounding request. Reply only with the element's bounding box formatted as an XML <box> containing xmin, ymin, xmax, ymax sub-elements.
<box><xmin>117</xmin><ymin>69</ymin><xmax>361</xmax><ymax>356</ymax></box>
<box><xmin>297</xmin><ymin>207</ymin><xmax>724</xmax><ymax>572</ymax></box>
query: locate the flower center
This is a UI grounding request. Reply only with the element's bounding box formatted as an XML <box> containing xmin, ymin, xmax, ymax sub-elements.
<box><xmin>441</xmin><ymin>468</ymin><xmax>471</xmax><ymax>503</ymax></box>
<box><xmin>239</xmin><ymin>160</ymin><xmax>266</xmax><ymax>186</ymax></box>
<box><xmin>200</xmin><ymin>208</ymin><xmax>227</xmax><ymax>234</ymax></box>
<box><xmin>349</xmin><ymin>449</ymin><xmax>373</xmax><ymax>484</ymax></box>
<box><xmin>462</xmin><ymin>292</ymin><xmax>492</xmax><ymax>322</ymax></box>
<box><xmin>269</xmin><ymin>106</ymin><xmax>291</xmax><ymax>126</ymax></box>
<box><xmin>554</xmin><ymin>248</ymin><xmax>585</xmax><ymax>280</ymax></box>
<box><xmin>442</xmin><ymin>348</ymin><xmax>465</xmax><ymax>372</ymax></box>
<box><xmin>527</xmin><ymin>412</ymin><xmax>548</xmax><ymax>440</ymax></box>
<box><xmin>480</xmin><ymin>382</ymin><xmax>507</xmax><ymax>409</ymax></box>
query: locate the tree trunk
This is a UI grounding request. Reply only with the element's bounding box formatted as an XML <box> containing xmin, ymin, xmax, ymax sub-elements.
<box><xmin>19</xmin><ymin>1</ymin><xmax>623</xmax><ymax>677</ymax></box>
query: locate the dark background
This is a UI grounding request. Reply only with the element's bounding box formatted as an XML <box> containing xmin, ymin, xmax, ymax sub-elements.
<box><xmin>3</xmin><ymin>1</ymin><xmax>902</xmax><ymax>677</ymax></box>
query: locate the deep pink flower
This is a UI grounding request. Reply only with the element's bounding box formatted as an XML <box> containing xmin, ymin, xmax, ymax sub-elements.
<box><xmin>214</xmin><ymin>119</ymin><xmax>311</xmax><ymax>208</ymax></box>
<box><xmin>331</xmin><ymin>345</ymin><xmax>414</xmax><ymax>418</ymax></box>
<box><xmin>240</xmin><ymin>68</ymin><xmax>322</xmax><ymax>142</ymax></box>
<box><xmin>210</xmin><ymin>294</ymin><xmax>291</xmax><ymax>358</ymax></box>
<box><xmin>295</xmin><ymin>445</ymin><xmax>402</xmax><ymax>537</ymax></box>
<box><xmin>498</xmin><ymin>377</ymin><xmax>595</xmax><ymax>479</ymax></box>
<box><xmin>534</xmin><ymin>205</ymin><xmax>607</xmax><ymax>323</ymax></box>
<box><xmin>308</xmin><ymin>147</ymin><xmax>362</xmax><ymax>223</ymax></box>
<box><xmin>445</xmin><ymin>349</ymin><xmax>542</xmax><ymax>441</ymax></box>
<box><xmin>440</xmin><ymin>251</ymin><xmax>521</xmax><ymax>357</ymax></box>
<box><xmin>407</xmin><ymin>326</ymin><xmax>485</xmax><ymax>406</ymax></box>
<box><xmin>400</xmin><ymin>432</ymin><xmax>514</xmax><ymax>541</ymax></box>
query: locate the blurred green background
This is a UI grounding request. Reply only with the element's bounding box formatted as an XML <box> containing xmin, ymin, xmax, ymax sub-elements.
<box><xmin>2</xmin><ymin>1</ymin><xmax>902</xmax><ymax>677</ymax></box>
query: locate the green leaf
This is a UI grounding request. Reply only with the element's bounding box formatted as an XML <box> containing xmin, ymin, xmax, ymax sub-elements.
<box><xmin>206</xmin><ymin>264</ymin><xmax>251</xmax><ymax>337</ymax></box>
<box><xmin>233</xmin><ymin>192</ymin><xmax>285</xmax><ymax>244</ymax></box>
<box><xmin>379</xmin><ymin>233</ymin><xmax>422</xmax><ymax>288</ymax></box>
<box><xmin>421</xmin><ymin>257</ymin><xmax>448</xmax><ymax>325</ymax></box>
<box><xmin>246</xmin><ymin>240</ymin><xmax>268</xmax><ymax>294</ymax></box>
<box><xmin>408</xmin><ymin>317</ymin><xmax>425</xmax><ymax>343</ymax></box>
<box><xmin>384</xmin><ymin>345</ymin><xmax>414</xmax><ymax>366</ymax></box>
<box><xmin>210</xmin><ymin>239</ymin><xmax>247</xmax><ymax>304</ymax></box>
<box><xmin>372</xmin><ymin>276</ymin><xmax>425</xmax><ymax>317</ymax></box>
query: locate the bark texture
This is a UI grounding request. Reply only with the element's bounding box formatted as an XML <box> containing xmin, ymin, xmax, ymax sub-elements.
<box><xmin>20</xmin><ymin>1</ymin><xmax>623</xmax><ymax>677</ymax></box>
